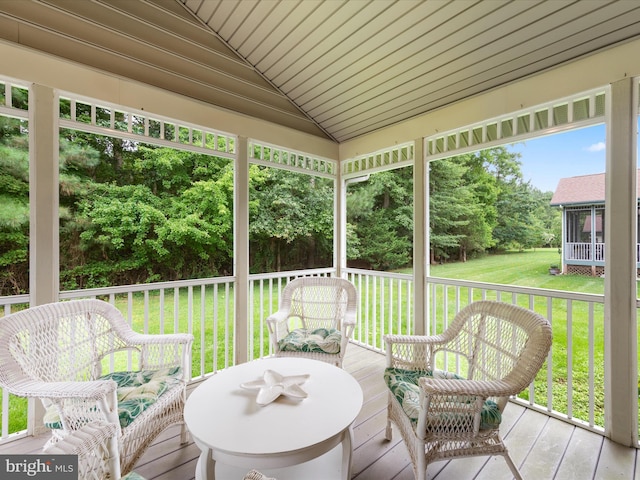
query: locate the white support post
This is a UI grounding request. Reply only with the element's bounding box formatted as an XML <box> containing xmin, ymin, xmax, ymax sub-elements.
<box><xmin>29</xmin><ymin>83</ymin><xmax>59</xmax><ymax>434</ymax></box>
<box><xmin>29</xmin><ymin>84</ymin><xmax>59</xmax><ymax>306</ymax></box>
<box><xmin>560</xmin><ymin>208</ymin><xmax>566</xmax><ymax>273</ymax></box>
<box><xmin>235</xmin><ymin>136</ymin><xmax>250</xmax><ymax>364</ymax></box>
<box><xmin>414</xmin><ymin>139</ymin><xmax>426</xmax><ymax>336</ymax></box>
<box><xmin>337</xmin><ymin>171</ymin><xmax>346</xmax><ymax>278</ymax></box>
<box><xmin>604</xmin><ymin>77</ymin><xmax>638</xmax><ymax>445</ymax></box>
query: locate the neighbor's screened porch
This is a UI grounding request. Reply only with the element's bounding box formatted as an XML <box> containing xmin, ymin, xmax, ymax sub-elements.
<box><xmin>562</xmin><ymin>205</ymin><xmax>640</xmax><ymax>274</ymax></box>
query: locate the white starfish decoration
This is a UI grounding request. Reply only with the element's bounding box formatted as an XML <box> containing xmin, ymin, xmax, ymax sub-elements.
<box><xmin>240</xmin><ymin>370</ymin><xmax>310</xmax><ymax>406</ymax></box>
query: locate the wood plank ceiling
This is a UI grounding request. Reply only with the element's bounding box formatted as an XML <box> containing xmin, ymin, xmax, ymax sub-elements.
<box><xmin>2</xmin><ymin>0</ymin><xmax>640</xmax><ymax>143</ymax></box>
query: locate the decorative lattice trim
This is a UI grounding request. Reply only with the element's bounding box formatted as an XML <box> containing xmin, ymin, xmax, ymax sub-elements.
<box><xmin>249</xmin><ymin>140</ymin><xmax>336</xmax><ymax>178</ymax></box>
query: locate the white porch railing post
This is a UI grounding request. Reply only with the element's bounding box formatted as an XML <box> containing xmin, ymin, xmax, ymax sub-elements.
<box><xmin>235</xmin><ymin>136</ymin><xmax>250</xmax><ymax>364</ymax></box>
<box><xmin>604</xmin><ymin>77</ymin><xmax>638</xmax><ymax>445</ymax></box>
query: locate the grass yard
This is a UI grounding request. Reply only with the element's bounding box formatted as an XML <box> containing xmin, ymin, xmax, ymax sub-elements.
<box><xmin>427</xmin><ymin>247</ymin><xmax>606</xmax><ymax>294</ymax></box>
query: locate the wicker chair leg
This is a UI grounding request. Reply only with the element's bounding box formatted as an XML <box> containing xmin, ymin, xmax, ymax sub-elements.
<box><xmin>106</xmin><ymin>435</ymin><xmax>121</xmax><ymax>479</ymax></box>
<box><xmin>180</xmin><ymin>422</ymin><xmax>190</xmax><ymax>444</ymax></box>
<box><xmin>416</xmin><ymin>449</ymin><xmax>427</xmax><ymax>480</ymax></box>
<box><xmin>503</xmin><ymin>451</ymin><xmax>523</xmax><ymax>480</ymax></box>
<box><xmin>384</xmin><ymin>395</ymin><xmax>393</xmax><ymax>441</ymax></box>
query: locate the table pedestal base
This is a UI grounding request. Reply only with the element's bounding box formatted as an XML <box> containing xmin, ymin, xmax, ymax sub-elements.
<box><xmin>194</xmin><ymin>428</ymin><xmax>353</xmax><ymax>480</ymax></box>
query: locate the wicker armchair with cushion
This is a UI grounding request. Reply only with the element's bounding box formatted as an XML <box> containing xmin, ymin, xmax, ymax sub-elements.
<box><xmin>266</xmin><ymin>276</ymin><xmax>357</xmax><ymax>368</ymax></box>
<box><xmin>384</xmin><ymin>300</ymin><xmax>552</xmax><ymax>480</ymax></box>
<box><xmin>0</xmin><ymin>299</ymin><xmax>193</xmax><ymax>478</ymax></box>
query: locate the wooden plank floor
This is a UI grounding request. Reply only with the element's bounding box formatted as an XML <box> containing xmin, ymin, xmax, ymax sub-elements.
<box><xmin>2</xmin><ymin>344</ymin><xmax>638</xmax><ymax>479</ymax></box>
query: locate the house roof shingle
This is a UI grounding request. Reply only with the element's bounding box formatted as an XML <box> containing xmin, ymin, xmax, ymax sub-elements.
<box><xmin>550</xmin><ymin>171</ymin><xmax>640</xmax><ymax>206</ymax></box>
<box><xmin>550</xmin><ymin>173</ymin><xmax>605</xmax><ymax>206</ymax></box>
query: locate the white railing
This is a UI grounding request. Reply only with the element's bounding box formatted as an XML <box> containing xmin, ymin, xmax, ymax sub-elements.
<box><xmin>0</xmin><ymin>269</ymin><xmax>611</xmax><ymax>443</ymax></box>
<box><xmin>565</xmin><ymin>242</ymin><xmax>602</xmax><ymax>261</ymax></box>
<box><xmin>0</xmin><ymin>295</ymin><xmax>30</xmax><ymax>443</ymax></box>
<box><xmin>343</xmin><ymin>270</ymin><xmax>606</xmax><ymax>434</ymax></box>
<box><xmin>59</xmin><ymin>277</ymin><xmax>238</xmax><ymax>379</ymax></box>
<box><xmin>565</xmin><ymin>242</ymin><xmax>640</xmax><ymax>262</ymax></box>
<box><xmin>426</xmin><ymin>276</ymin><xmax>605</xmax><ymax>435</ymax></box>
<box><xmin>345</xmin><ymin>269</ymin><xmax>414</xmax><ymax>350</ymax></box>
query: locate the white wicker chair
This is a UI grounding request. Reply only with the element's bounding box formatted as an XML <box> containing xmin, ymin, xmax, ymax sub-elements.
<box><xmin>384</xmin><ymin>300</ymin><xmax>552</xmax><ymax>480</ymax></box>
<box><xmin>0</xmin><ymin>299</ymin><xmax>193</xmax><ymax>477</ymax></box>
<box><xmin>266</xmin><ymin>277</ymin><xmax>357</xmax><ymax>368</ymax></box>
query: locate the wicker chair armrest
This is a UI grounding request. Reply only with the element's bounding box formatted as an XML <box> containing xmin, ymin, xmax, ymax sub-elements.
<box><xmin>119</xmin><ymin>331</ymin><xmax>193</xmax><ymax>347</ymax></box>
<box><xmin>266</xmin><ymin>310</ymin><xmax>288</xmax><ymax>327</ymax></box>
<box><xmin>384</xmin><ymin>334</ymin><xmax>447</xmax><ymax>345</ymax></box>
<box><xmin>266</xmin><ymin>311</ymin><xmax>291</xmax><ymax>341</ymax></box>
<box><xmin>43</xmin><ymin>421</ymin><xmax>121</xmax><ymax>479</ymax></box>
<box><xmin>126</xmin><ymin>333</ymin><xmax>193</xmax><ymax>375</ymax></box>
<box><xmin>384</xmin><ymin>334</ymin><xmax>448</xmax><ymax>370</ymax></box>
<box><xmin>342</xmin><ymin>313</ymin><xmax>357</xmax><ymax>328</ymax></box>
<box><xmin>243</xmin><ymin>470</ymin><xmax>276</xmax><ymax>480</ymax></box>
<box><xmin>419</xmin><ymin>377</ymin><xmax>514</xmax><ymax>398</ymax></box>
<box><xmin>341</xmin><ymin>311</ymin><xmax>356</xmax><ymax>340</ymax></box>
<box><xmin>9</xmin><ymin>378</ymin><xmax>117</xmax><ymax>400</ymax></box>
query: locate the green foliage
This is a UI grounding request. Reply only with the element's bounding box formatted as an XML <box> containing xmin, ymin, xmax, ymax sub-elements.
<box><xmin>249</xmin><ymin>166</ymin><xmax>334</xmax><ymax>272</ymax></box>
<box><xmin>59</xmin><ymin>154</ymin><xmax>236</xmax><ymax>288</ymax></box>
<box><xmin>347</xmin><ymin>167</ymin><xmax>413</xmax><ymax>270</ymax></box>
<box><xmin>429</xmin><ymin>158</ymin><xmax>475</xmax><ymax>260</ymax></box>
<box><xmin>2</xmin><ymin>120</ymin><xmax>340</xmax><ymax>292</ymax></box>
<box><xmin>428</xmin><ymin>146</ymin><xmax>561</xmax><ymax>263</ymax></box>
<box><xmin>0</xmin><ymin>117</ymin><xmax>29</xmax><ymax>294</ymax></box>
<box><xmin>1</xmin><ymin>116</ymin><xmax>563</xmax><ymax>293</ymax></box>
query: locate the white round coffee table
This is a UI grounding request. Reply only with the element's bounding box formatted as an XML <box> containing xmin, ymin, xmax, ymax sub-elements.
<box><xmin>184</xmin><ymin>357</ymin><xmax>363</xmax><ymax>480</ymax></box>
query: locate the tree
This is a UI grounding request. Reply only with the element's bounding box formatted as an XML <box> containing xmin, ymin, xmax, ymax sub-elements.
<box><xmin>346</xmin><ymin>167</ymin><xmax>413</xmax><ymax>270</ymax></box>
<box><xmin>428</xmin><ymin>146</ymin><xmax>557</xmax><ymax>261</ymax></box>
<box><xmin>456</xmin><ymin>151</ymin><xmax>499</xmax><ymax>260</ymax></box>
<box><xmin>428</xmin><ymin>158</ymin><xmax>476</xmax><ymax>263</ymax></box>
<box><xmin>534</xmin><ymin>190</ymin><xmax>562</xmax><ymax>247</ymax></box>
<box><xmin>58</xmin><ymin>132</ymin><xmax>235</xmax><ymax>288</ymax></box>
<box><xmin>481</xmin><ymin>146</ymin><xmax>543</xmax><ymax>251</ymax></box>
<box><xmin>0</xmin><ymin>117</ymin><xmax>29</xmax><ymax>294</ymax></box>
<box><xmin>493</xmin><ymin>181</ymin><xmax>540</xmax><ymax>250</ymax></box>
<box><xmin>249</xmin><ymin>166</ymin><xmax>334</xmax><ymax>272</ymax></box>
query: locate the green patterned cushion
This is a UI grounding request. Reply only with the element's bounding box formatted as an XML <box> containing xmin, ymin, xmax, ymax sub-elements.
<box><xmin>278</xmin><ymin>327</ymin><xmax>342</xmax><ymax>354</ymax></box>
<box><xmin>44</xmin><ymin>366</ymin><xmax>183</xmax><ymax>429</ymax></box>
<box><xmin>384</xmin><ymin>367</ymin><xmax>501</xmax><ymax>430</ymax></box>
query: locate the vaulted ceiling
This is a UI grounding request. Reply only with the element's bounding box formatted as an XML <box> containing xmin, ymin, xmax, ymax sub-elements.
<box><xmin>2</xmin><ymin>0</ymin><xmax>640</xmax><ymax>143</ymax></box>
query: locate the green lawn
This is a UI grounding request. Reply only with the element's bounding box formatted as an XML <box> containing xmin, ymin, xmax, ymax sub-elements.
<box><xmin>426</xmin><ymin>248</ymin><xmax>606</xmax><ymax>293</ymax></box>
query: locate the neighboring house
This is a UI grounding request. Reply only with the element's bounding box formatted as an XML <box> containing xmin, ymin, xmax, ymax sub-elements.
<box><xmin>550</xmin><ymin>171</ymin><xmax>640</xmax><ymax>276</ymax></box>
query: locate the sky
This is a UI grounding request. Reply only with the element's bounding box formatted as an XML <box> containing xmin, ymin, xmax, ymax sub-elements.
<box><xmin>507</xmin><ymin>124</ymin><xmax>607</xmax><ymax>193</ymax></box>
